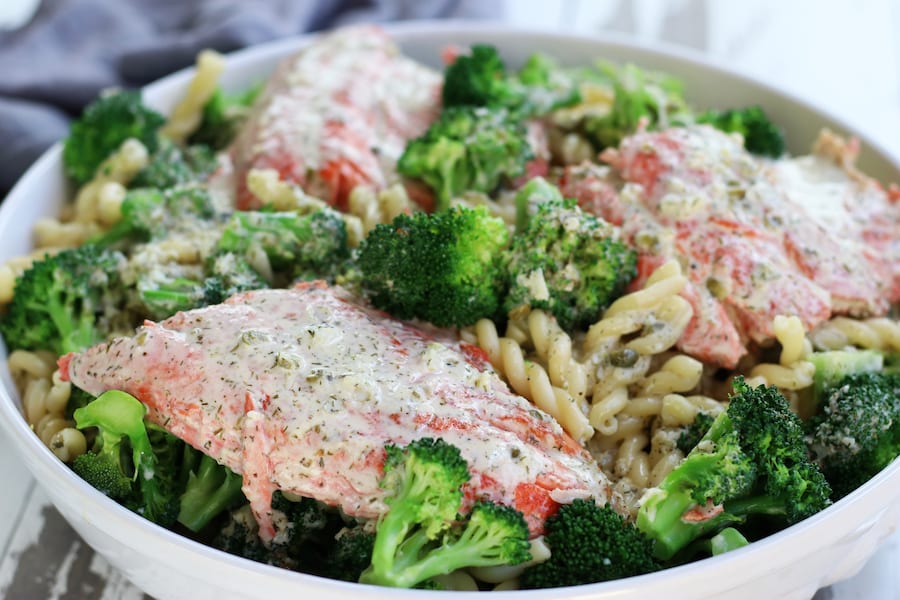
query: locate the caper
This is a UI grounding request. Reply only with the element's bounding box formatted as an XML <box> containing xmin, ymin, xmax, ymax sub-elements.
<box><xmin>609</xmin><ymin>348</ymin><xmax>639</xmax><ymax>368</ymax></box>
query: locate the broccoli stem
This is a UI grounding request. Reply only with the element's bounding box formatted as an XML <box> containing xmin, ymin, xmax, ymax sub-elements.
<box><xmin>73</xmin><ymin>390</ymin><xmax>154</xmax><ymax>479</ymax></box>
<box><xmin>43</xmin><ymin>295</ymin><xmax>97</xmax><ymax>355</ymax></box>
<box><xmin>177</xmin><ymin>454</ymin><xmax>244</xmax><ymax>532</ymax></box>
<box><xmin>637</xmin><ymin>488</ymin><xmax>742</xmax><ymax>560</ymax></box>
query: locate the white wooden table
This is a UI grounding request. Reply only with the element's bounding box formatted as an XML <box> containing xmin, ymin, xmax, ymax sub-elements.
<box><xmin>1</xmin><ymin>0</ymin><xmax>899</xmax><ymax>598</ymax></box>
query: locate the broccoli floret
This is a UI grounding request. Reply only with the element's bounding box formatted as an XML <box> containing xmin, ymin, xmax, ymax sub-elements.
<box><xmin>215</xmin><ymin>208</ymin><xmax>349</xmax><ymax>283</ymax></box>
<box><xmin>0</xmin><ymin>245</ymin><xmax>125</xmax><ymax>355</ymax></box>
<box><xmin>90</xmin><ymin>186</ymin><xmax>215</xmax><ymax>250</ymax></box>
<box><xmin>269</xmin><ymin>492</ymin><xmax>344</xmax><ymax>561</ymax></box>
<box><xmin>322</xmin><ymin>526</ymin><xmax>376</xmax><ymax>582</ymax></box>
<box><xmin>504</xmin><ymin>190</ymin><xmax>637</xmax><ymax>330</ymax></box>
<box><xmin>214</xmin><ymin>505</ymin><xmax>270</xmax><ymax>564</ymax></box>
<box><xmin>513</xmin><ymin>175</ymin><xmax>563</xmax><ymax>233</ymax></box>
<box><xmin>676</xmin><ymin>411</ymin><xmax>716</xmax><ymax>455</ymax></box>
<box><xmin>581</xmin><ymin>62</ymin><xmax>691</xmax><ymax>150</ymax></box>
<box><xmin>636</xmin><ymin>378</ymin><xmax>832</xmax><ymax>560</ymax></box>
<box><xmin>355</xmin><ymin>206</ymin><xmax>510</xmax><ymax>327</ymax></box>
<box><xmin>177</xmin><ymin>453</ymin><xmax>244</xmax><ymax>532</ymax></box>
<box><xmin>807</xmin><ymin>349</ymin><xmax>884</xmax><ymax>405</ymax></box>
<box><xmin>204</xmin><ymin>251</ymin><xmax>269</xmax><ymax>298</ymax></box>
<box><xmin>697</xmin><ymin>106</ymin><xmax>785</xmax><ymax>158</ymax></box>
<box><xmin>442</xmin><ymin>44</ymin><xmax>520</xmax><ymax>110</ymax></box>
<box><xmin>135</xmin><ymin>275</ymin><xmax>223</xmax><ymax>319</ymax></box>
<box><xmin>215</xmin><ymin>493</ymin><xmax>350</xmax><ymax>574</ymax></box>
<box><xmin>89</xmin><ymin>188</ymin><xmax>168</xmax><ymax>249</ymax></box>
<box><xmin>134</xmin><ymin>252</ymin><xmax>266</xmax><ymax>319</ymax></box>
<box><xmin>189</xmin><ymin>83</ymin><xmax>264</xmax><ymax>150</ymax></box>
<box><xmin>359</xmin><ymin>438</ymin><xmax>530</xmax><ymax>589</ymax></box>
<box><xmin>63</xmin><ymin>90</ymin><xmax>166</xmax><ymax>184</ymax></box>
<box><xmin>70</xmin><ymin>437</ymin><xmax>133</xmax><ymax>500</ymax></box>
<box><xmin>131</xmin><ymin>138</ymin><xmax>218</xmax><ymax>189</ymax></box>
<box><xmin>398</xmin><ymin>106</ymin><xmax>533</xmax><ymax>211</ymax></box>
<box><xmin>72</xmin><ymin>390</ymin><xmax>181</xmax><ymax>526</ymax></box>
<box><xmin>515</xmin><ymin>52</ymin><xmax>581</xmax><ymax>115</ymax></box>
<box><xmin>805</xmin><ymin>372</ymin><xmax>900</xmax><ymax>499</ymax></box>
<box><xmin>520</xmin><ymin>499</ymin><xmax>659</xmax><ymax>588</ymax></box>
<box><xmin>442</xmin><ymin>45</ymin><xmax>578</xmax><ymax>117</ymax></box>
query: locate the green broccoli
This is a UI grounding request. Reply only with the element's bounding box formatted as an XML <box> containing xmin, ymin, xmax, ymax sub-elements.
<box><xmin>133</xmin><ymin>251</ymin><xmax>266</xmax><ymax>320</ymax></box>
<box><xmin>515</xmin><ymin>51</ymin><xmax>581</xmax><ymax>114</ymax></box>
<box><xmin>504</xmin><ymin>189</ymin><xmax>637</xmax><ymax>330</ymax></box>
<box><xmin>520</xmin><ymin>499</ymin><xmax>659</xmax><ymax>588</ymax></box>
<box><xmin>636</xmin><ymin>378</ymin><xmax>832</xmax><ymax>560</ymax></box>
<box><xmin>805</xmin><ymin>371</ymin><xmax>900</xmax><ymax>499</ymax></box>
<box><xmin>130</xmin><ymin>138</ymin><xmax>218</xmax><ymax>189</ymax></box>
<box><xmin>697</xmin><ymin>106</ymin><xmax>785</xmax><ymax>158</ymax></box>
<box><xmin>89</xmin><ymin>188</ymin><xmax>168</xmax><ymax>249</ymax></box>
<box><xmin>355</xmin><ymin>206</ymin><xmax>510</xmax><ymax>327</ymax></box>
<box><xmin>189</xmin><ymin>83</ymin><xmax>264</xmax><ymax>150</ymax></box>
<box><xmin>215</xmin><ymin>208</ymin><xmax>349</xmax><ymax>283</ymax></box>
<box><xmin>72</xmin><ymin>390</ymin><xmax>181</xmax><ymax>527</ymax></box>
<box><xmin>581</xmin><ymin>62</ymin><xmax>691</xmax><ymax>150</ymax></box>
<box><xmin>807</xmin><ymin>349</ymin><xmax>884</xmax><ymax>405</ymax></box>
<box><xmin>177</xmin><ymin>452</ymin><xmax>245</xmax><ymax>532</ymax></box>
<box><xmin>0</xmin><ymin>245</ymin><xmax>125</xmax><ymax>355</ymax></box>
<box><xmin>680</xmin><ymin>527</ymin><xmax>750</xmax><ymax>561</ymax></box>
<box><xmin>442</xmin><ymin>44</ymin><xmax>521</xmax><ymax>110</ymax></box>
<box><xmin>676</xmin><ymin>411</ymin><xmax>716</xmax><ymax>455</ymax></box>
<box><xmin>322</xmin><ymin>526</ymin><xmax>376</xmax><ymax>582</ymax></box>
<box><xmin>358</xmin><ymin>438</ymin><xmax>531</xmax><ymax>589</ymax></box>
<box><xmin>397</xmin><ymin>106</ymin><xmax>533</xmax><ymax>211</ymax></box>
<box><xmin>90</xmin><ymin>186</ymin><xmax>215</xmax><ymax>250</ymax></box>
<box><xmin>63</xmin><ymin>90</ymin><xmax>166</xmax><ymax>184</ymax></box>
<box><xmin>214</xmin><ymin>494</ymin><xmax>353</xmax><ymax>574</ymax></box>
<box><xmin>204</xmin><ymin>251</ymin><xmax>269</xmax><ymax>297</ymax></box>
<box><xmin>513</xmin><ymin>175</ymin><xmax>563</xmax><ymax>233</ymax></box>
<box><xmin>442</xmin><ymin>45</ymin><xmax>578</xmax><ymax>117</ymax></box>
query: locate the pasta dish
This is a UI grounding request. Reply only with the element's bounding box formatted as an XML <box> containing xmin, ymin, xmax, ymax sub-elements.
<box><xmin>1</xmin><ymin>24</ymin><xmax>898</xmax><ymax>592</ymax></box>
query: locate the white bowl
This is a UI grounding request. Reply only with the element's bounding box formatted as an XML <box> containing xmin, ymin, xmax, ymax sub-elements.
<box><xmin>1</xmin><ymin>22</ymin><xmax>898</xmax><ymax>600</ymax></box>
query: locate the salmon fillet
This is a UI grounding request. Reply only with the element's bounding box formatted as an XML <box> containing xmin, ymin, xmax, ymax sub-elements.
<box><xmin>228</xmin><ymin>25</ymin><xmax>441</xmax><ymax>211</ymax></box>
<box><xmin>564</xmin><ymin>125</ymin><xmax>899</xmax><ymax>368</ymax></box>
<box><xmin>59</xmin><ymin>282</ymin><xmax>615</xmax><ymax>540</ymax></box>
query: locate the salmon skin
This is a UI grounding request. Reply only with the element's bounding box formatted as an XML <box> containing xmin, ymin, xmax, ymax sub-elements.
<box><xmin>60</xmin><ymin>282</ymin><xmax>615</xmax><ymax>540</ymax></box>
<box><xmin>227</xmin><ymin>25</ymin><xmax>441</xmax><ymax>211</ymax></box>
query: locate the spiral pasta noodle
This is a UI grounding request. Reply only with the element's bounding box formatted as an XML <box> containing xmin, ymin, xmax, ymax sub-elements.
<box><xmin>161</xmin><ymin>49</ymin><xmax>226</xmax><ymax>143</ymax></box>
<box><xmin>348</xmin><ymin>184</ymin><xmax>415</xmax><ymax>236</ymax></box>
<box><xmin>809</xmin><ymin>316</ymin><xmax>900</xmax><ymax>352</ymax></box>
<box><xmin>470</xmin><ymin>317</ymin><xmax>593</xmax><ymax>442</ymax></box>
<box><xmin>747</xmin><ymin>315</ymin><xmax>815</xmax><ymax>394</ymax></box>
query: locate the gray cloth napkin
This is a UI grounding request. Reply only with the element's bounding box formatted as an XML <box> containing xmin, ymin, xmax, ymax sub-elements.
<box><xmin>0</xmin><ymin>0</ymin><xmax>498</xmax><ymax>197</ymax></box>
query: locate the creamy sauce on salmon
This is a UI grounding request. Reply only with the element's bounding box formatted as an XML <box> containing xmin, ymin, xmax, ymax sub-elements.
<box><xmin>227</xmin><ymin>25</ymin><xmax>441</xmax><ymax>211</ymax></box>
<box><xmin>60</xmin><ymin>283</ymin><xmax>615</xmax><ymax>540</ymax></box>
<box><xmin>564</xmin><ymin>125</ymin><xmax>900</xmax><ymax>368</ymax></box>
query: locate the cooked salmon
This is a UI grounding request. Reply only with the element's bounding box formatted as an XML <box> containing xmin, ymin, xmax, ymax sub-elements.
<box><xmin>59</xmin><ymin>282</ymin><xmax>616</xmax><ymax>540</ymax></box>
<box><xmin>562</xmin><ymin>125</ymin><xmax>899</xmax><ymax>368</ymax></box>
<box><xmin>227</xmin><ymin>26</ymin><xmax>441</xmax><ymax>211</ymax></box>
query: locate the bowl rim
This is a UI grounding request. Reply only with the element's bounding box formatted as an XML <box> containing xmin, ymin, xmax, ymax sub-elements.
<box><xmin>0</xmin><ymin>20</ymin><xmax>898</xmax><ymax>598</ymax></box>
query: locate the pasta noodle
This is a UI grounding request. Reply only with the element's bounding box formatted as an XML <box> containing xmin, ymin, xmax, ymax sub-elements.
<box><xmin>7</xmin><ymin>349</ymin><xmax>87</xmax><ymax>463</ymax></box>
<box><xmin>161</xmin><ymin>50</ymin><xmax>226</xmax><ymax>143</ymax></box>
<box><xmin>469</xmin><ymin>317</ymin><xmax>593</xmax><ymax>442</ymax></box>
<box><xmin>0</xmin><ymin>263</ymin><xmax>15</xmax><ymax>304</ymax></box>
<box><xmin>526</xmin><ymin>309</ymin><xmax>588</xmax><ymax>401</ymax></box>
<box><xmin>246</xmin><ymin>168</ymin><xmax>365</xmax><ymax>247</ymax></box>
<box><xmin>809</xmin><ymin>316</ymin><xmax>900</xmax><ymax>352</ymax></box>
<box><xmin>348</xmin><ymin>184</ymin><xmax>415</xmax><ymax>235</ymax></box>
<box><xmin>748</xmin><ymin>315</ymin><xmax>815</xmax><ymax>392</ymax></box>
